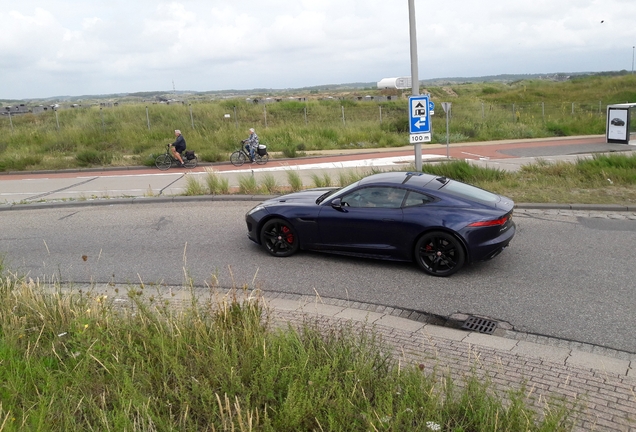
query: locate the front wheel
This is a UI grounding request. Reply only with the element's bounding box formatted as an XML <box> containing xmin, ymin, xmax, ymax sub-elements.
<box><xmin>230</xmin><ymin>151</ymin><xmax>246</xmax><ymax>167</ymax></box>
<box><xmin>184</xmin><ymin>156</ymin><xmax>198</xmax><ymax>169</ymax></box>
<box><xmin>414</xmin><ymin>231</ymin><xmax>465</xmax><ymax>277</ymax></box>
<box><xmin>155</xmin><ymin>154</ymin><xmax>172</xmax><ymax>171</ymax></box>
<box><xmin>255</xmin><ymin>153</ymin><xmax>269</xmax><ymax>165</ymax></box>
<box><xmin>260</xmin><ymin>218</ymin><xmax>299</xmax><ymax>257</ymax></box>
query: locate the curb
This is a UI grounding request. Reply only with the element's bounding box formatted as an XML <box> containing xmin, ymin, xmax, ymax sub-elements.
<box><xmin>2</xmin><ymin>194</ymin><xmax>636</xmax><ymax>212</ymax></box>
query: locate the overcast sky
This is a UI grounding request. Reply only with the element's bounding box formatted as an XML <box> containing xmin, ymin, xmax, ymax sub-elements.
<box><xmin>2</xmin><ymin>0</ymin><xmax>636</xmax><ymax>100</ymax></box>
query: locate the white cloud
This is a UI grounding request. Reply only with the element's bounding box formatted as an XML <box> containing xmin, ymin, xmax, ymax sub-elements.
<box><xmin>1</xmin><ymin>0</ymin><xmax>635</xmax><ymax>99</ymax></box>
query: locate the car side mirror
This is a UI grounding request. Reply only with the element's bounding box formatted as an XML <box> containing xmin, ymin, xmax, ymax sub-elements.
<box><xmin>331</xmin><ymin>198</ymin><xmax>346</xmax><ymax>211</ymax></box>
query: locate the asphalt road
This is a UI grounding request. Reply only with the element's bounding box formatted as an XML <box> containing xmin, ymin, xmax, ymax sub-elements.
<box><xmin>2</xmin><ymin>201</ymin><xmax>635</xmax><ymax>353</ymax></box>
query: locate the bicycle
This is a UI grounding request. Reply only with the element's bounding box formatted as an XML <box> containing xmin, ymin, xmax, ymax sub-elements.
<box><xmin>230</xmin><ymin>142</ymin><xmax>269</xmax><ymax>167</ymax></box>
<box><xmin>155</xmin><ymin>144</ymin><xmax>198</xmax><ymax>170</ymax></box>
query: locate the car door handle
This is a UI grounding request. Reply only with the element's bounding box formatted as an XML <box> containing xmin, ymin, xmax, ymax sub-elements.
<box><xmin>382</xmin><ymin>218</ymin><xmax>396</xmax><ymax>222</ymax></box>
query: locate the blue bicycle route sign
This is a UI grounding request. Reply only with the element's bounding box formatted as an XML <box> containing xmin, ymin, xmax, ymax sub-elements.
<box><xmin>409</xmin><ymin>95</ymin><xmax>432</xmax><ymax>143</ymax></box>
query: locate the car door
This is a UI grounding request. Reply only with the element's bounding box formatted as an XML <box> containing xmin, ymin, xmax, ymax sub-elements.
<box><xmin>317</xmin><ymin>186</ymin><xmax>406</xmax><ymax>257</ymax></box>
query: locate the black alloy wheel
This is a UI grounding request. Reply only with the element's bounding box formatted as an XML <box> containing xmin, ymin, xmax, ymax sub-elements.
<box><xmin>414</xmin><ymin>231</ymin><xmax>466</xmax><ymax>277</ymax></box>
<box><xmin>260</xmin><ymin>218</ymin><xmax>299</xmax><ymax>257</ymax></box>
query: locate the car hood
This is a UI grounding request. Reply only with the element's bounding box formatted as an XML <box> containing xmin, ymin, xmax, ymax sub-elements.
<box><xmin>262</xmin><ymin>188</ymin><xmax>336</xmax><ymax>207</ymax></box>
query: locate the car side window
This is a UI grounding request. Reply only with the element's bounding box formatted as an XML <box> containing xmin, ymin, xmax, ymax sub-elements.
<box><xmin>341</xmin><ymin>187</ymin><xmax>406</xmax><ymax>208</ymax></box>
<box><xmin>404</xmin><ymin>191</ymin><xmax>434</xmax><ymax>207</ymax></box>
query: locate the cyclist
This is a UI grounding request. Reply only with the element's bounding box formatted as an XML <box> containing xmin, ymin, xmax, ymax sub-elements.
<box><xmin>242</xmin><ymin>128</ymin><xmax>259</xmax><ymax>162</ymax></box>
<box><xmin>170</xmin><ymin>130</ymin><xmax>186</xmax><ymax>166</ymax></box>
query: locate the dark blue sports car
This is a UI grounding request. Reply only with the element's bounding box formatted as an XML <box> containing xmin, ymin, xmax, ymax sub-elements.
<box><xmin>245</xmin><ymin>172</ymin><xmax>515</xmax><ymax>276</ymax></box>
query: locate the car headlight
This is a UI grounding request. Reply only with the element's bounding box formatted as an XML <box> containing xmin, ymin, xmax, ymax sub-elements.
<box><xmin>247</xmin><ymin>205</ymin><xmax>265</xmax><ymax>216</ymax></box>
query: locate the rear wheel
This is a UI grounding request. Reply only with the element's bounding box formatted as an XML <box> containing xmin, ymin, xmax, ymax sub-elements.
<box><xmin>230</xmin><ymin>151</ymin><xmax>246</xmax><ymax>167</ymax></box>
<box><xmin>414</xmin><ymin>231</ymin><xmax>465</xmax><ymax>277</ymax></box>
<box><xmin>260</xmin><ymin>218</ymin><xmax>299</xmax><ymax>257</ymax></box>
<box><xmin>184</xmin><ymin>156</ymin><xmax>198</xmax><ymax>169</ymax></box>
<box><xmin>255</xmin><ymin>153</ymin><xmax>269</xmax><ymax>165</ymax></box>
<box><xmin>155</xmin><ymin>154</ymin><xmax>172</xmax><ymax>170</ymax></box>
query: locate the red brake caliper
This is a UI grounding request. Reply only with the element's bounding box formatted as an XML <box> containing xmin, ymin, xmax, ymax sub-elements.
<box><xmin>281</xmin><ymin>226</ymin><xmax>294</xmax><ymax>244</ymax></box>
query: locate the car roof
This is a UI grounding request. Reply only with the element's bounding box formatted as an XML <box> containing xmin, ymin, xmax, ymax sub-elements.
<box><xmin>358</xmin><ymin>171</ymin><xmax>439</xmax><ymax>189</ymax></box>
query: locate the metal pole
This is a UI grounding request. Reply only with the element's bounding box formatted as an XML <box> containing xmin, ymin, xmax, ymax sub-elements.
<box><xmin>233</xmin><ymin>106</ymin><xmax>238</xmax><ymax>129</ymax></box>
<box><xmin>379</xmin><ymin>105</ymin><xmax>383</xmax><ymax>123</ymax></box>
<box><xmin>8</xmin><ymin>111</ymin><xmax>13</xmax><ymax>132</ymax></box>
<box><xmin>542</xmin><ymin>102</ymin><xmax>545</xmax><ymax>122</ymax></box>
<box><xmin>55</xmin><ymin>109</ymin><xmax>60</xmax><ymax>131</ymax></box>
<box><xmin>409</xmin><ymin>0</ymin><xmax>422</xmax><ymax>171</ymax></box>
<box><xmin>101</xmin><ymin>107</ymin><xmax>105</xmax><ymax>133</ymax></box>
<box><xmin>189</xmin><ymin>104</ymin><xmax>194</xmax><ymax>129</ymax></box>
<box><xmin>341</xmin><ymin>106</ymin><xmax>345</xmax><ymax>125</ymax></box>
<box><xmin>146</xmin><ymin>106</ymin><xmax>150</xmax><ymax>130</ymax></box>
<box><xmin>445</xmin><ymin>106</ymin><xmax>450</xmax><ymax>158</ymax></box>
<box><xmin>264</xmin><ymin>105</ymin><xmax>268</xmax><ymax>128</ymax></box>
<box><xmin>304</xmin><ymin>106</ymin><xmax>308</xmax><ymax>125</ymax></box>
<box><xmin>632</xmin><ymin>46</ymin><xmax>635</xmax><ymax>74</ymax></box>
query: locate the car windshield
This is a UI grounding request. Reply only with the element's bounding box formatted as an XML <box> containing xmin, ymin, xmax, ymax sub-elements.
<box><xmin>440</xmin><ymin>180</ymin><xmax>500</xmax><ymax>205</ymax></box>
<box><xmin>316</xmin><ymin>181</ymin><xmax>360</xmax><ymax>204</ymax></box>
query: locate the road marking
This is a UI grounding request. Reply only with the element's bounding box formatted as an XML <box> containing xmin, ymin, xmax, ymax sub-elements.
<box><xmin>461</xmin><ymin>151</ymin><xmax>489</xmax><ymax>160</ymax></box>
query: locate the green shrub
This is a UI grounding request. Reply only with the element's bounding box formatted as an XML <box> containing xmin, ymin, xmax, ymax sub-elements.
<box><xmin>0</xmin><ymin>155</ymin><xmax>44</xmax><ymax>171</ymax></box>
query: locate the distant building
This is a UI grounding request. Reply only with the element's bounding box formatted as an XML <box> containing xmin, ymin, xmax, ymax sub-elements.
<box><xmin>2</xmin><ymin>104</ymin><xmax>30</xmax><ymax>115</ymax></box>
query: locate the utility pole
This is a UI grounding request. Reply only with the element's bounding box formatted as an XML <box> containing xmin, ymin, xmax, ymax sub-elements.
<box><xmin>408</xmin><ymin>0</ymin><xmax>422</xmax><ymax>171</ymax></box>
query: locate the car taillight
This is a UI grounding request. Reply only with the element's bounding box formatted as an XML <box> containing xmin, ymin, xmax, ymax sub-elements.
<box><xmin>468</xmin><ymin>215</ymin><xmax>508</xmax><ymax>227</ymax></box>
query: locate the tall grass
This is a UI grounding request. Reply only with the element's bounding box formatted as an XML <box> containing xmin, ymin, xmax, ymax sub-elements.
<box><xmin>260</xmin><ymin>173</ymin><xmax>280</xmax><ymax>194</ymax></box>
<box><xmin>204</xmin><ymin>168</ymin><xmax>230</xmax><ymax>194</ymax></box>
<box><xmin>0</xmin><ymin>271</ymin><xmax>577</xmax><ymax>431</ymax></box>
<box><xmin>310</xmin><ymin>172</ymin><xmax>333</xmax><ymax>188</ymax></box>
<box><xmin>420</xmin><ymin>153</ymin><xmax>636</xmax><ymax>204</ymax></box>
<box><xmin>1</xmin><ymin>74</ymin><xmax>634</xmax><ymax>171</ymax></box>
<box><xmin>238</xmin><ymin>174</ymin><xmax>259</xmax><ymax>194</ymax></box>
<box><xmin>286</xmin><ymin>170</ymin><xmax>303</xmax><ymax>192</ymax></box>
<box><xmin>183</xmin><ymin>174</ymin><xmax>207</xmax><ymax>195</ymax></box>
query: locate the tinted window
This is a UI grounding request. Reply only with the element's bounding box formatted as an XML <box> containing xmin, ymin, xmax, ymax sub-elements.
<box><xmin>441</xmin><ymin>180</ymin><xmax>499</xmax><ymax>204</ymax></box>
<box><xmin>404</xmin><ymin>191</ymin><xmax>434</xmax><ymax>207</ymax></box>
<box><xmin>341</xmin><ymin>187</ymin><xmax>406</xmax><ymax>208</ymax></box>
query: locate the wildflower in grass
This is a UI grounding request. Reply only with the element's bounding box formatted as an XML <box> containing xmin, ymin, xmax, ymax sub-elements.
<box><xmin>426</xmin><ymin>421</ymin><xmax>441</xmax><ymax>431</ymax></box>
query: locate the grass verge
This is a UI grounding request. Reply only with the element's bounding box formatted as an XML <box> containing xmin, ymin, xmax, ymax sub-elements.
<box><xmin>0</xmin><ymin>268</ymin><xmax>578</xmax><ymax>431</ymax></box>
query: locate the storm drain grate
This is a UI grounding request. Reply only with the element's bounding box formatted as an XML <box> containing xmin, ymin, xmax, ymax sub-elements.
<box><xmin>462</xmin><ymin>316</ymin><xmax>497</xmax><ymax>334</ymax></box>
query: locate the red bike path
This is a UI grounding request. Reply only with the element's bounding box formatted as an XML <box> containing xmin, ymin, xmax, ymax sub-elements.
<box><xmin>0</xmin><ymin>135</ymin><xmax>630</xmax><ymax>181</ymax></box>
